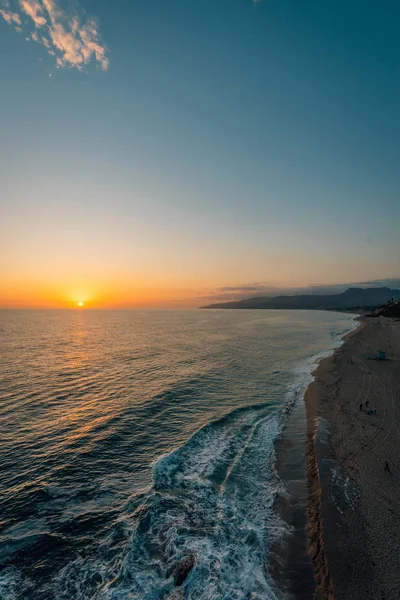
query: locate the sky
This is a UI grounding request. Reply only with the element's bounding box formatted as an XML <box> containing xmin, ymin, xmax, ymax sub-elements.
<box><xmin>1</xmin><ymin>0</ymin><xmax>399</xmax><ymax>308</ymax></box>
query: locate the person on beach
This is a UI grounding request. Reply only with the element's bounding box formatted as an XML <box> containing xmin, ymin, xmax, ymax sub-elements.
<box><xmin>384</xmin><ymin>461</ymin><xmax>390</xmax><ymax>473</ymax></box>
<box><xmin>366</xmin><ymin>400</ymin><xmax>369</xmax><ymax>408</ymax></box>
<box><xmin>360</xmin><ymin>403</ymin><xmax>363</xmax><ymax>411</ymax></box>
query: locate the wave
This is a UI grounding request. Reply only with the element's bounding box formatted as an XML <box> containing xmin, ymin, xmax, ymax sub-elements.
<box><xmin>51</xmin><ymin>404</ymin><xmax>289</xmax><ymax>600</ymax></box>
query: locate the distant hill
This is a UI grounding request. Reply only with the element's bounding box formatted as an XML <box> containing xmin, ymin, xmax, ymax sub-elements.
<box><xmin>201</xmin><ymin>287</ymin><xmax>400</xmax><ymax>311</ymax></box>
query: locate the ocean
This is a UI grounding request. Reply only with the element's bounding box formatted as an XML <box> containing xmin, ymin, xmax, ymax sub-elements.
<box><xmin>0</xmin><ymin>309</ymin><xmax>356</xmax><ymax>600</ymax></box>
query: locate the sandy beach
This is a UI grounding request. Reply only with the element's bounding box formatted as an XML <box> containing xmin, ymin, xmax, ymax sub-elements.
<box><xmin>305</xmin><ymin>316</ymin><xmax>400</xmax><ymax>599</ymax></box>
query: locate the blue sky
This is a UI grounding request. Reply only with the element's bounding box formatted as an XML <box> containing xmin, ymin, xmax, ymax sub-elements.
<box><xmin>1</xmin><ymin>0</ymin><xmax>399</xmax><ymax>307</ymax></box>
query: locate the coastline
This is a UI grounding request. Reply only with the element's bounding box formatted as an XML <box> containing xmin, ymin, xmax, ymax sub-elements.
<box><xmin>271</xmin><ymin>317</ymin><xmax>359</xmax><ymax>600</ymax></box>
<box><xmin>304</xmin><ymin>316</ymin><xmax>400</xmax><ymax>599</ymax></box>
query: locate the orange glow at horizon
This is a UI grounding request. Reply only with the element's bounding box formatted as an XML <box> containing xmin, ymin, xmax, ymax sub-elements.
<box><xmin>3</xmin><ymin>262</ymin><xmax>394</xmax><ymax>310</ymax></box>
<box><xmin>0</xmin><ymin>277</ymin><xmax>210</xmax><ymax>309</ymax></box>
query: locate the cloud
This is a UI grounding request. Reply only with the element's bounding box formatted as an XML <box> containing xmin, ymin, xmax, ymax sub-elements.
<box><xmin>20</xmin><ymin>0</ymin><xmax>46</xmax><ymax>27</ymax></box>
<box><xmin>0</xmin><ymin>6</ymin><xmax>22</xmax><ymax>27</ymax></box>
<box><xmin>0</xmin><ymin>0</ymin><xmax>108</xmax><ymax>70</ymax></box>
<box><xmin>218</xmin><ymin>283</ymin><xmax>272</xmax><ymax>293</ymax></box>
<box><xmin>198</xmin><ymin>282</ymin><xmax>287</xmax><ymax>302</ymax></box>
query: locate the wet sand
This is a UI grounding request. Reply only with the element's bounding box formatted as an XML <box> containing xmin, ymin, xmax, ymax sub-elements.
<box><xmin>272</xmin><ymin>397</ymin><xmax>315</xmax><ymax>600</ymax></box>
<box><xmin>305</xmin><ymin>316</ymin><xmax>400</xmax><ymax>599</ymax></box>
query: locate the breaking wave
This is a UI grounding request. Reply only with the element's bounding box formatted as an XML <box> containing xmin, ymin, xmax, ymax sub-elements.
<box><xmin>55</xmin><ymin>405</ymin><xmax>289</xmax><ymax>600</ymax></box>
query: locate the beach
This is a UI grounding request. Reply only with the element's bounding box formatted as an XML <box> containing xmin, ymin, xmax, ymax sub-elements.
<box><xmin>305</xmin><ymin>316</ymin><xmax>400</xmax><ymax>599</ymax></box>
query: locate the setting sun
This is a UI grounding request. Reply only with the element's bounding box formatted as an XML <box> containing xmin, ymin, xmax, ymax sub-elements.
<box><xmin>77</xmin><ymin>302</ymin><xmax>84</xmax><ymax>307</ymax></box>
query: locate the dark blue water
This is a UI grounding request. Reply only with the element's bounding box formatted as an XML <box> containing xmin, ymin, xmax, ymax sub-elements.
<box><xmin>0</xmin><ymin>309</ymin><xmax>356</xmax><ymax>599</ymax></box>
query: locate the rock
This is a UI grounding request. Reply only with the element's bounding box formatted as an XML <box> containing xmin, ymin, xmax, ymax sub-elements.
<box><xmin>166</xmin><ymin>554</ymin><xmax>196</xmax><ymax>586</ymax></box>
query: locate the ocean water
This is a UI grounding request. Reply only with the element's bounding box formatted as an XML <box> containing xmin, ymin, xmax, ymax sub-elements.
<box><xmin>0</xmin><ymin>309</ymin><xmax>356</xmax><ymax>600</ymax></box>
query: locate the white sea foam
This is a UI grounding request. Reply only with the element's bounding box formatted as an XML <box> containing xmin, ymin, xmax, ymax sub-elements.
<box><xmin>54</xmin><ymin>408</ymin><xmax>287</xmax><ymax>600</ymax></box>
<box><xmin>293</xmin><ymin>316</ymin><xmax>359</xmax><ymax>388</ymax></box>
<box><xmin>0</xmin><ymin>567</ymin><xmax>23</xmax><ymax>600</ymax></box>
<box><xmin>113</xmin><ymin>411</ymin><xmax>285</xmax><ymax>600</ymax></box>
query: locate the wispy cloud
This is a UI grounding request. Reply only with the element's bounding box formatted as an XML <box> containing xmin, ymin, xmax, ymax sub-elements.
<box><xmin>0</xmin><ymin>2</ymin><xmax>22</xmax><ymax>28</ymax></box>
<box><xmin>198</xmin><ymin>282</ymin><xmax>287</xmax><ymax>302</ymax></box>
<box><xmin>218</xmin><ymin>283</ymin><xmax>272</xmax><ymax>293</ymax></box>
<box><xmin>20</xmin><ymin>0</ymin><xmax>46</xmax><ymax>27</ymax></box>
<box><xmin>0</xmin><ymin>0</ymin><xmax>108</xmax><ymax>70</ymax></box>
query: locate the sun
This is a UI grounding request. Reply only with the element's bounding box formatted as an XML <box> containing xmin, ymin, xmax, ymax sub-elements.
<box><xmin>77</xmin><ymin>301</ymin><xmax>84</xmax><ymax>307</ymax></box>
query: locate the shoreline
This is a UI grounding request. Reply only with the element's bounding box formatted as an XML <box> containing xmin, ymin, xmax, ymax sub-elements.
<box><xmin>303</xmin><ymin>319</ymin><xmax>364</xmax><ymax>600</ymax></box>
<box><xmin>271</xmin><ymin>318</ymin><xmax>359</xmax><ymax>599</ymax></box>
<box><xmin>304</xmin><ymin>316</ymin><xmax>400</xmax><ymax>599</ymax></box>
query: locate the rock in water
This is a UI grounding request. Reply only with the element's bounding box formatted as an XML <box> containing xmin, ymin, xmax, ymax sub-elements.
<box><xmin>166</xmin><ymin>554</ymin><xmax>196</xmax><ymax>586</ymax></box>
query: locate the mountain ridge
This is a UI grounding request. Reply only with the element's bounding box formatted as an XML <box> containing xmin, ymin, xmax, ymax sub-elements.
<box><xmin>201</xmin><ymin>287</ymin><xmax>400</xmax><ymax>311</ymax></box>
